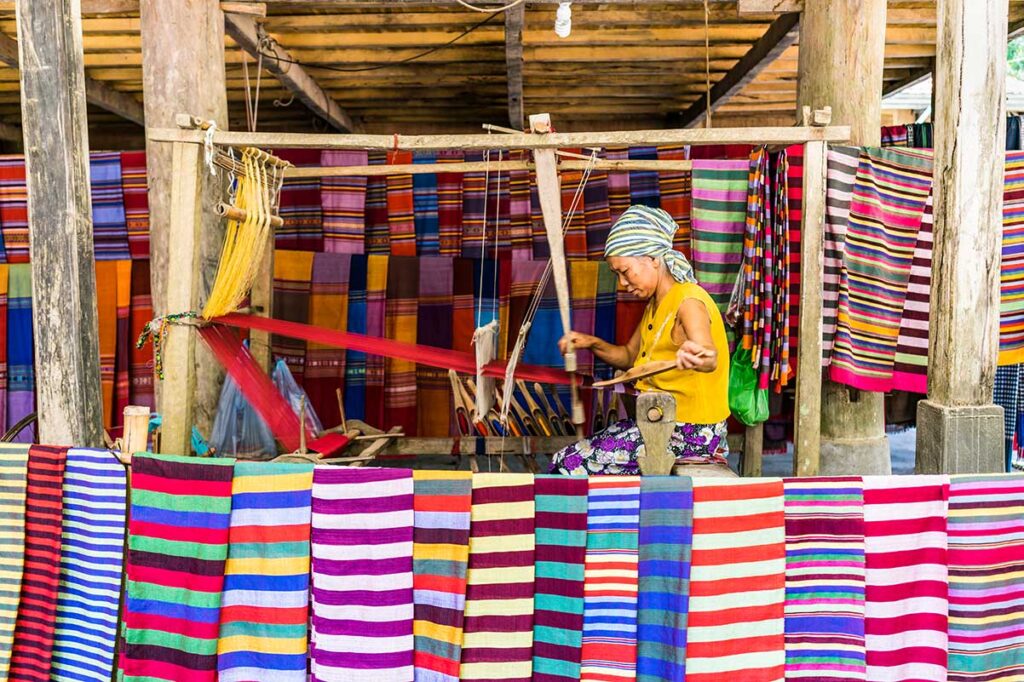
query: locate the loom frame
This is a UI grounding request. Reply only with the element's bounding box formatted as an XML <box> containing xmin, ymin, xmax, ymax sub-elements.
<box><xmin>152</xmin><ymin>112</ymin><xmax>849</xmax><ymax>476</ymax></box>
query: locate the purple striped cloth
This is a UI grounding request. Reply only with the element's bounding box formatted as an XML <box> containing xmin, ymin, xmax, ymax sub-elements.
<box><xmin>321</xmin><ymin>150</ymin><xmax>368</xmax><ymax>254</ymax></box>
<box><xmin>310</xmin><ymin>467</ymin><xmax>414</xmax><ymax>682</ymax></box>
<box><xmin>90</xmin><ymin>152</ymin><xmax>131</xmax><ymax>260</ymax></box>
<box><xmin>606</xmin><ymin>149</ymin><xmax>632</xmax><ymax>224</ymax></box>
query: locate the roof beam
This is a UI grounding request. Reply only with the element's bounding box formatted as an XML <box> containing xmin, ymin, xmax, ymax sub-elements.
<box><xmin>0</xmin><ymin>32</ymin><xmax>144</xmax><ymax>125</ymax></box>
<box><xmin>737</xmin><ymin>0</ymin><xmax>803</xmax><ymax>14</ymax></box>
<box><xmin>675</xmin><ymin>12</ymin><xmax>800</xmax><ymax>128</ymax></box>
<box><xmin>223</xmin><ymin>12</ymin><xmax>360</xmax><ymax>132</ymax></box>
<box><xmin>505</xmin><ymin>4</ymin><xmax>524</xmax><ymax>130</ymax></box>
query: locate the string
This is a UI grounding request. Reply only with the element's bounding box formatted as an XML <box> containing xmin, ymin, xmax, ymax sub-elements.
<box><xmin>491</xmin><ymin>148</ymin><xmax>503</xmax><ymax>322</ymax></box>
<box><xmin>703</xmin><ymin>0</ymin><xmax>712</xmax><ymax>129</ymax></box>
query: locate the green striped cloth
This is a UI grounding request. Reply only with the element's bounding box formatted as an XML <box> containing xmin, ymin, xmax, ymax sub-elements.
<box><xmin>0</xmin><ymin>443</ymin><xmax>29</xmax><ymax>680</ymax></box>
<box><xmin>691</xmin><ymin>159</ymin><xmax>750</xmax><ymax>316</ymax></box>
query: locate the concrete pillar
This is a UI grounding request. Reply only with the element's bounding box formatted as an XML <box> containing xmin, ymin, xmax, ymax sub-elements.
<box><xmin>796</xmin><ymin>0</ymin><xmax>891</xmax><ymax>474</ymax></box>
<box><xmin>916</xmin><ymin>0</ymin><xmax>1008</xmax><ymax>474</ymax></box>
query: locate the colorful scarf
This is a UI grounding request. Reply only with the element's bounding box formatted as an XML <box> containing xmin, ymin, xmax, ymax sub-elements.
<box><xmin>459</xmin><ymin>473</ymin><xmax>535</xmax><ymax>682</ymax></box>
<box><xmin>365</xmin><ymin>255</ymin><xmax>389</xmax><ymax>427</ymax></box>
<box><xmin>530</xmin><ymin>175</ymin><xmax>550</xmax><ymax>260</ymax></box>
<box><xmin>1001</xmin><ymin>151</ymin><xmax>1024</xmax><ymax>364</ymax></box>
<box><xmin>606</xmin><ymin>149</ymin><xmax>632</xmax><ymax>224</ymax></box>
<box><xmin>366</xmin><ymin>151</ymin><xmax>391</xmax><ymax>255</ymax></box>
<box><xmin>581</xmin><ymin>476</ymin><xmax>641</xmax><ymax>679</ymax></box>
<box><xmin>637</xmin><ymin>476</ymin><xmax>693</xmax><ymax>682</ymax></box>
<box><xmin>121</xmin><ymin>454</ymin><xmax>234</xmax><ymax>682</ymax></box>
<box><xmin>605</xmin><ymin>205</ymin><xmax>696</xmax><ymax>285</ymax></box>
<box><xmin>509</xmin><ymin>160</ymin><xmax>534</xmax><ymax>260</ymax></box>
<box><xmin>0</xmin><ymin>157</ymin><xmax>27</xmax><ymax>263</ymax></box>
<box><xmin>490</xmin><ymin>164</ymin><xmax>512</xmax><ymax>256</ymax></box>
<box><xmin>129</xmin><ymin>260</ymin><xmax>155</xmax><ymax>410</ymax></box>
<box><xmin>115</xmin><ymin>260</ymin><xmax>133</xmax><ymax>425</ymax></box>
<box><xmin>452</xmin><ymin>258</ymin><xmax>476</xmax><ymax>354</ymax></box>
<box><xmin>783</xmin><ymin>477</ymin><xmax>866</xmax><ymax>680</ymax></box>
<box><xmin>321</xmin><ymin>150</ymin><xmax>368</xmax><ymax>254</ymax></box>
<box><xmin>691</xmin><ymin>159</ymin><xmax>749</xmax><ymax>314</ymax></box>
<box><xmin>0</xmin><ymin>443</ymin><xmax>29</xmax><ymax>680</ymax></box>
<box><xmin>561</xmin><ymin>165</ymin><xmax>589</xmax><ymax>260</ymax></box>
<box><xmin>121</xmin><ymin>150</ymin><xmax>150</xmax><ymax>259</ymax></box>
<box><xmin>386</xmin><ymin>255</ymin><xmax>419</xmax><ymax>434</ymax></box>
<box><xmin>275</xmin><ymin>148</ymin><xmax>323</xmax><ymax>251</ymax></box>
<box><xmin>412</xmin><ymin>471</ymin><xmax>473</xmax><ymax>681</ymax></box>
<box><xmin>593</xmin><ymin>263</ymin><xmax>618</xmax><ymax>381</ymax></box>
<box><xmin>305</xmin><ymin>253</ymin><xmax>350</xmax><ymax>427</ymax></box>
<box><xmin>310</xmin><ymin>467</ymin><xmax>414</xmax><ymax>681</ymax></box>
<box><xmin>96</xmin><ymin>260</ymin><xmax>118</xmax><ymax>430</ymax></box>
<box><xmin>786</xmin><ymin>144</ymin><xmax>804</xmax><ymax>374</ymax></box>
<box><xmin>217</xmin><ymin>461</ymin><xmax>314</xmax><ymax>682</ymax></box>
<box><xmin>947</xmin><ymin>475</ymin><xmax>1024</xmax><ymax>681</ymax></box>
<box><xmin>686</xmin><ymin>479</ymin><xmax>785</xmax><ymax>682</ymax></box>
<box><xmin>880</xmin><ymin>125</ymin><xmax>910</xmax><ymax>147</ymax></box>
<box><xmin>995</xmin><ymin>365</ymin><xmax>1023</xmax><ymax>468</ymax></box>
<box><xmin>50</xmin><ymin>448</ymin><xmax>127</xmax><ymax>682</ymax></box>
<box><xmin>437</xmin><ymin>150</ymin><xmax>465</xmax><ymax>257</ymax></box>
<box><xmin>570</xmin><ymin>261</ymin><xmax>599</xmax><ymax>377</ymax></box>
<box><xmin>387</xmin><ymin>151</ymin><xmax>417</xmax><ymax>257</ymax></box>
<box><xmin>0</xmin><ymin>266</ymin><xmax>8</xmax><ymax>431</ymax></box>
<box><xmin>891</xmin><ymin>194</ymin><xmax>934</xmax><ymax>392</ymax></box>
<box><xmin>863</xmin><ymin>476</ymin><xmax>949</xmax><ymax>682</ymax></box>
<box><xmin>413</xmin><ymin>151</ymin><xmax>440</xmax><ymax>255</ymax></box>
<box><xmin>343</xmin><ymin>255</ymin><xmax>368</xmax><ymax>421</ymax></box>
<box><xmin>9</xmin><ymin>445</ymin><xmax>68</xmax><ymax>682</ymax></box>
<box><xmin>628</xmin><ymin>146</ymin><xmax>660</xmax><ymax>209</ymax></box>
<box><xmin>462</xmin><ymin>151</ymin><xmax>487</xmax><ymax>258</ymax></box>
<box><xmin>272</xmin><ymin>250</ymin><xmax>314</xmax><ymax>384</ymax></box>
<box><xmin>417</xmin><ymin>257</ymin><xmax>454</xmax><ymax>436</ymax></box>
<box><xmin>7</xmin><ymin>264</ymin><xmax>32</xmax><ymax>442</ymax></box>
<box><xmin>657</xmin><ymin>146</ymin><xmax>692</xmax><ymax>257</ymax></box>
<box><xmin>532</xmin><ymin>476</ymin><xmax>588</xmax><ymax>682</ymax></box>
<box><xmin>822</xmin><ymin>146</ymin><xmax>860</xmax><ymax>366</ymax></box>
<box><xmin>830</xmin><ymin>148</ymin><xmax>934</xmax><ymax>391</ymax></box>
<box><xmin>89</xmin><ymin>152</ymin><xmax>132</xmax><ymax>260</ymax></box>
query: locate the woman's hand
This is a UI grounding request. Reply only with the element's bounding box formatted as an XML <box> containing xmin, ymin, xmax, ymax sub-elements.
<box><xmin>559</xmin><ymin>331</ymin><xmax>596</xmax><ymax>355</ymax></box>
<box><xmin>676</xmin><ymin>340</ymin><xmax>717</xmax><ymax>372</ymax></box>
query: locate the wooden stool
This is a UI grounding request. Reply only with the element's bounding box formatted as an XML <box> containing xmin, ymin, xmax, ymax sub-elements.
<box><xmin>635</xmin><ymin>391</ymin><xmax>737</xmax><ymax>477</ymax></box>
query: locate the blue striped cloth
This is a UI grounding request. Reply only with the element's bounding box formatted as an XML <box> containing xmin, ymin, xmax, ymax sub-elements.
<box><xmin>50</xmin><ymin>448</ymin><xmax>128</xmax><ymax>681</ymax></box>
<box><xmin>90</xmin><ymin>152</ymin><xmax>131</xmax><ymax>260</ymax></box>
<box><xmin>343</xmin><ymin>255</ymin><xmax>368</xmax><ymax>421</ymax></box>
<box><xmin>413</xmin><ymin>152</ymin><xmax>440</xmax><ymax>255</ymax></box>
<box><xmin>637</xmin><ymin>476</ymin><xmax>693</xmax><ymax>681</ymax></box>
<box><xmin>628</xmin><ymin>146</ymin><xmax>661</xmax><ymax>209</ymax></box>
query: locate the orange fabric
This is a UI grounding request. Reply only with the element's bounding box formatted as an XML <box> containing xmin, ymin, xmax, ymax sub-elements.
<box><xmin>95</xmin><ymin>261</ymin><xmax>118</xmax><ymax>430</ymax></box>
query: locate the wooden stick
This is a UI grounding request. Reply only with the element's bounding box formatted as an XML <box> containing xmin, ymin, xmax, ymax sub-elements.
<box><xmin>545</xmin><ymin>384</ymin><xmax>575</xmax><ymax>436</ymax></box>
<box><xmin>592</xmin><ymin>360</ymin><xmax>678</xmax><ymax>388</ymax></box>
<box><xmin>215</xmin><ymin>202</ymin><xmax>284</xmax><ymax>228</ymax></box>
<box><xmin>517</xmin><ymin>380</ymin><xmax>554</xmax><ymax>437</ymax></box>
<box><xmin>335</xmin><ymin>388</ymin><xmax>348</xmax><ymax>433</ymax></box>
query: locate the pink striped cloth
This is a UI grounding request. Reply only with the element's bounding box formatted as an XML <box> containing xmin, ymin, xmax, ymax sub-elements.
<box><xmin>321</xmin><ymin>150</ymin><xmax>369</xmax><ymax>254</ymax></box>
<box><xmin>891</xmin><ymin>193</ymin><xmax>934</xmax><ymax>393</ymax></box>
<box><xmin>863</xmin><ymin>476</ymin><xmax>949</xmax><ymax>682</ymax></box>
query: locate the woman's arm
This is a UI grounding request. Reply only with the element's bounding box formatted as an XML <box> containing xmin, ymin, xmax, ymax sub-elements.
<box><xmin>673</xmin><ymin>298</ymin><xmax>719</xmax><ymax>373</ymax></box>
<box><xmin>559</xmin><ymin>325</ymin><xmax>640</xmax><ymax>371</ymax></box>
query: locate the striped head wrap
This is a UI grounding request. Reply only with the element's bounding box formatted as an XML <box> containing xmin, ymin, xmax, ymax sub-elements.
<box><xmin>604</xmin><ymin>204</ymin><xmax>696</xmax><ymax>284</ymax></box>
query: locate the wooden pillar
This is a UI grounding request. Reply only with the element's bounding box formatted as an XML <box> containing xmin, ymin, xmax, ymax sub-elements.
<box><xmin>15</xmin><ymin>0</ymin><xmax>104</xmax><ymax>446</ymax></box>
<box><xmin>796</xmin><ymin>0</ymin><xmax>892</xmax><ymax>474</ymax></box>
<box><xmin>140</xmin><ymin>0</ymin><xmax>229</xmax><ymax>440</ymax></box>
<box><xmin>916</xmin><ymin>0</ymin><xmax>1008</xmax><ymax>474</ymax></box>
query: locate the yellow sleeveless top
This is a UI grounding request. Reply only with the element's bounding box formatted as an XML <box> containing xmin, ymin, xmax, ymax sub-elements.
<box><xmin>634</xmin><ymin>281</ymin><xmax>731</xmax><ymax>424</ymax></box>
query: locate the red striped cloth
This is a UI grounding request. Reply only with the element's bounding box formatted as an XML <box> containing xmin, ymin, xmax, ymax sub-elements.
<box><xmin>387</xmin><ymin>151</ymin><xmax>417</xmax><ymax>256</ymax></box>
<box><xmin>129</xmin><ymin>260</ymin><xmax>154</xmax><ymax>410</ymax></box>
<box><xmin>8</xmin><ymin>445</ymin><xmax>68</xmax><ymax>682</ymax></box>
<box><xmin>786</xmin><ymin>145</ymin><xmax>803</xmax><ymax>376</ymax></box>
<box><xmin>121</xmin><ymin>151</ymin><xmax>150</xmax><ymax>259</ymax></box>
<box><xmin>437</xmin><ymin>151</ymin><xmax>465</xmax><ymax>257</ymax></box>
<box><xmin>658</xmin><ymin>145</ymin><xmax>692</xmax><ymax>257</ymax></box>
<box><xmin>366</xmin><ymin>151</ymin><xmax>390</xmax><ymax>255</ymax></box>
<box><xmin>385</xmin><ymin>255</ymin><xmax>419</xmax><ymax>434</ymax></box>
<box><xmin>0</xmin><ymin>157</ymin><xmax>28</xmax><ymax>263</ymax></box>
<box><xmin>490</xmin><ymin>162</ymin><xmax>512</xmax><ymax>255</ymax></box>
<box><xmin>272</xmin><ymin>250</ymin><xmax>314</xmax><ymax>384</ymax></box>
<box><xmin>275</xmin><ymin>149</ymin><xmax>323</xmax><ymax>252</ymax></box>
<box><xmin>115</xmin><ymin>260</ymin><xmax>132</xmax><ymax>426</ymax></box>
<box><xmin>509</xmin><ymin>153</ymin><xmax>533</xmax><ymax>260</ymax></box>
<box><xmin>452</xmin><ymin>258</ymin><xmax>475</xmax><ymax>354</ymax></box>
<box><xmin>583</xmin><ymin>169</ymin><xmax>612</xmax><ymax>261</ymax></box>
<box><xmin>561</xmin><ymin>161</ymin><xmax>589</xmax><ymax>260</ymax></box>
<box><xmin>530</xmin><ymin>175</ymin><xmax>549</xmax><ymax>260</ymax></box>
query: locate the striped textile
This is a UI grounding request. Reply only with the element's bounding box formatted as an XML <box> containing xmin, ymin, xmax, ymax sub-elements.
<box><xmin>344</xmin><ymin>255</ymin><xmax>368</xmax><ymax>421</ymax></box>
<box><xmin>786</xmin><ymin>145</ymin><xmax>804</xmax><ymax>374</ymax></box>
<box><xmin>0</xmin><ymin>443</ymin><xmax>29</xmax><ymax>681</ymax></box>
<box><xmin>561</xmin><ymin>166</ymin><xmax>589</xmax><ymax>260</ymax></box>
<box><xmin>417</xmin><ymin>257</ymin><xmax>454</xmax><ymax>436</ymax></box>
<box><xmin>823</xmin><ymin>146</ymin><xmax>859</xmax><ymax>366</ymax></box>
<box><xmin>121</xmin><ymin>454</ymin><xmax>234</xmax><ymax>682</ymax></box>
<box><xmin>892</xmin><ymin>194</ymin><xmax>934</xmax><ymax>392</ymax></box>
<box><xmin>50</xmin><ymin>448</ymin><xmax>127</xmax><ymax>682</ymax></box>
<box><xmin>490</xmin><ymin>162</ymin><xmax>512</xmax><ymax>255</ymax></box>
<box><xmin>0</xmin><ymin>157</ymin><xmax>26</xmax><ymax>263</ymax></box>
<box><xmin>321</xmin><ymin>150</ymin><xmax>368</xmax><ymax>254</ymax></box>
<box><xmin>386</xmin><ymin>255</ymin><xmax>419</xmax><ymax>434</ymax></box>
<box><xmin>593</xmin><ymin>263</ymin><xmax>618</xmax><ymax>381</ymax></box>
<box><xmin>783</xmin><ymin>477</ymin><xmax>867</xmax><ymax>681</ymax></box>
<box><xmin>628</xmin><ymin>146</ymin><xmax>660</xmax><ymax>208</ymax></box>
<box><xmin>616</xmin><ymin>286</ymin><xmax>646</xmax><ymax>347</ymax></box>
<box><xmin>452</xmin><ymin>258</ymin><xmax>476</xmax><ymax>354</ymax></box>
<box><xmin>365</xmin><ymin>255</ymin><xmax>389</xmax><ymax>427</ymax></box>
<box><xmin>1010</xmin><ymin>116</ymin><xmax>1022</xmax><ymax>151</ymax></box>
<box><xmin>121</xmin><ymin>151</ymin><xmax>150</xmax><ymax>259</ymax></box>
<box><xmin>637</xmin><ymin>476</ymin><xmax>693</xmax><ymax>682</ymax></box>
<box><xmin>0</xmin><ymin>266</ymin><xmax>8</xmax><ymax>431</ymax></box>
<box><xmin>686</xmin><ymin>479</ymin><xmax>786</xmax><ymax>682</ymax></box>
<box><xmin>909</xmin><ymin>123</ymin><xmax>933</xmax><ymax>148</ymax></box>
<box><xmin>310</xmin><ymin>467</ymin><xmax>414</xmax><ymax>682</ymax></box>
<box><xmin>437</xmin><ymin>151</ymin><xmax>464</xmax><ymax>257</ymax></box>
<box><xmin>90</xmin><ymin>152</ymin><xmax>131</xmax><ymax>260</ymax></box>
<box><xmin>947</xmin><ymin>475</ymin><xmax>1024</xmax><ymax>681</ymax></box>
<box><xmin>691</xmin><ymin>159</ymin><xmax>750</xmax><ymax>314</ymax></box>
<box><xmin>509</xmin><ymin>160</ymin><xmax>534</xmax><ymax>260</ymax></box>
<box><xmin>366</xmin><ymin>151</ymin><xmax>391</xmax><ymax>254</ymax></box>
<box><xmin>570</xmin><ymin>261</ymin><xmax>599</xmax><ymax>377</ymax></box>
<box><xmin>387</xmin><ymin>151</ymin><xmax>417</xmax><ymax>256</ymax></box>
<box><xmin>881</xmin><ymin>125</ymin><xmax>910</xmax><ymax>147</ymax></box>
<box><xmin>6</xmin><ymin>264</ymin><xmax>32</xmax><ymax>442</ymax></box>
<box><xmin>8</xmin><ymin>445</ymin><xmax>68</xmax><ymax>682</ymax></box>
<box><xmin>217</xmin><ymin>461</ymin><xmax>314</xmax><ymax>682</ymax></box>
<box><xmin>272</xmin><ymin>250</ymin><xmax>314</xmax><ymax>383</ymax></box>
<box><xmin>460</xmin><ymin>473</ymin><xmax>536</xmax><ymax>682</ymax></box>
<box><xmin>583</xmin><ymin>168</ymin><xmax>612</xmax><ymax>260</ymax></box>
<box><xmin>995</xmin><ymin>365</ymin><xmax>1023</xmax><ymax>462</ymax></box>
<box><xmin>520</xmin><ymin>263</ymin><xmax>563</xmax><ymax>369</ymax></box>
<box><xmin>306</xmin><ymin>253</ymin><xmax>350</xmax><ymax>427</ymax></box>
<box><xmin>115</xmin><ymin>260</ymin><xmax>132</xmax><ymax>424</ymax></box>
<box><xmin>658</xmin><ymin>146</ymin><xmax>692</xmax><ymax>257</ymax></box>
<box><xmin>605</xmin><ymin>149</ymin><xmax>632</xmax><ymax>224</ymax></box>
<box><xmin>531</xmin><ymin>175</ymin><xmax>550</xmax><ymax>260</ymax></box>
<box><xmin>129</xmin><ymin>260</ymin><xmax>154</xmax><ymax>410</ymax></box>
<box><xmin>276</xmin><ymin>148</ymin><xmax>323</xmax><ymax>251</ymax></box>
<box><xmin>413</xmin><ymin>152</ymin><xmax>440</xmax><ymax>255</ymax></box>
<box><xmin>1001</xmin><ymin>151</ymin><xmax>1024</xmax><ymax>364</ymax></box>
<box><xmin>95</xmin><ymin>261</ymin><xmax>118</xmax><ymax>430</ymax></box>
<box><xmin>830</xmin><ymin>148</ymin><xmax>934</xmax><ymax>391</ymax></box>
<box><xmin>532</xmin><ymin>476</ymin><xmax>588</xmax><ymax>682</ymax></box>
<box><xmin>581</xmin><ymin>476</ymin><xmax>641</xmax><ymax>681</ymax></box>
<box><xmin>863</xmin><ymin>475</ymin><xmax>949</xmax><ymax>682</ymax></box>
<box><xmin>462</xmin><ymin>151</ymin><xmax>487</xmax><ymax>258</ymax></box>
<box><xmin>412</xmin><ymin>471</ymin><xmax>473</xmax><ymax>681</ymax></box>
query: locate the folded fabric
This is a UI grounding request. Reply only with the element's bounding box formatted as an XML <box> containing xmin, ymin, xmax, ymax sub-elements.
<box><xmin>691</xmin><ymin>159</ymin><xmax>749</xmax><ymax>315</ymax></box>
<box><xmin>0</xmin><ymin>443</ymin><xmax>29</xmax><ymax>680</ymax></box>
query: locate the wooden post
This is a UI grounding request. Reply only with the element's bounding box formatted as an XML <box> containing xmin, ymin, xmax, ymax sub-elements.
<box><xmin>796</xmin><ymin>0</ymin><xmax>891</xmax><ymax>475</ymax></box>
<box><xmin>916</xmin><ymin>0</ymin><xmax>1008</xmax><ymax>474</ymax></box>
<box><xmin>742</xmin><ymin>424</ymin><xmax>764</xmax><ymax>477</ymax></box>
<box><xmin>141</xmin><ymin>0</ymin><xmax>229</xmax><ymax>436</ymax></box>
<box><xmin>250</xmin><ymin>240</ymin><xmax>275</xmax><ymax>371</ymax></box>
<box><xmin>122</xmin><ymin>405</ymin><xmax>152</xmax><ymax>457</ymax></box>
<box><xmin>15</xmin><ymin>0</ymin><xmax>104</xmax><ymax>446</ymax></box>
<box><xmin>636</xmin><ymin>392</ymin><xmax>677</xmax><ymax>475</ymax></box>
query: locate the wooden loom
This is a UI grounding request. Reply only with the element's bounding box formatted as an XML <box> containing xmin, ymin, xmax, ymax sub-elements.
<box><xmin>151</xmin><ymin>111</ymin><xmax>849</xmax><ymax>476</ymax></box>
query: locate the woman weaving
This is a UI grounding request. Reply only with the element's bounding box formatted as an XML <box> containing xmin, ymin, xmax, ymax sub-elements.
<box><xmin>550</xmin><ymin>205</ymin><xmax>731</xmax><ymax>475</ymax></box>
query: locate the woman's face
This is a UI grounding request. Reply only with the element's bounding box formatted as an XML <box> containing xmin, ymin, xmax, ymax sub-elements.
<box><xmin>607</xmin><ymin>255</ymin><xmax>660</xmax><ymax>299</ymax></box>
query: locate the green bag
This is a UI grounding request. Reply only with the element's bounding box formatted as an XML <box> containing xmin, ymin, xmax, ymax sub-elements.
<box><xmin>728</xmin><ymin>346</ymin><xmax>769</xmax><ymax>426</ymax></box>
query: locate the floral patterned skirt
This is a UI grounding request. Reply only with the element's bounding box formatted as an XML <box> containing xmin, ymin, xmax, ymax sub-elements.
<box><xmin>548</xmin><ymin>419</ymin><xmax>730</xmax><ymax>476</ymax></box>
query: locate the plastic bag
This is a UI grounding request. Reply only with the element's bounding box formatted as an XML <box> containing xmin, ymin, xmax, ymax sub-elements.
<box><xmin>728</xmin><ymin>346</ymin><xmax>769</xmax><ymax>426</ymax></box>
<box><xmin>272</xmin><ymin>359</ymin><xmax>324</xmax><ymax>436</ymax></box>
<box><xmin>208</xmin><ymin>374</ymin><xmax>277</xmax><ymax>457</ymax></box>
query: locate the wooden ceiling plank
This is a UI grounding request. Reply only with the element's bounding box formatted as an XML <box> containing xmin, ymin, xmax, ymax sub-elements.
<box><xmin>504</xmin><ymin>4</ymin><xmax>524</xmax><ymax>130</ymax></box>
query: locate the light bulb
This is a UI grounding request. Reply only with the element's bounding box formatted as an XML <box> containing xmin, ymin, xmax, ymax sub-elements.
<box><xmin>554</xmin><ymin>2</ymin><xmax>572</xmax><ymax>39</ymax></box>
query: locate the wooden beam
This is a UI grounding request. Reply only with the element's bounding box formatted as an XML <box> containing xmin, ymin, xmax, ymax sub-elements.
<box><xmin>676</xmin><ymin>12</ymin><xmax>800</xmax><ymax>128</ymax></box>
<box><xmin>223</xmin><ymin>12</ymin><xmax>359</xmax><ymax>132</ymax></box>
<box><xmin>504</xmin><ymin>4</ymin><xmax>524</xmax><ymax>130</ymax></box>
<box><xmin>15</xmin><ymin>0</ymin><xmax>104</xmax><ymax>446</ymax></box>
<box><xmin>738</xmin><ymin>0</ymin><xmax>803</xmax><ymax>13</ymax></box>
<box><xmin>0</xmin><ymin>32</ymin><xmax>144</xmax><ymax>125</ymax></box>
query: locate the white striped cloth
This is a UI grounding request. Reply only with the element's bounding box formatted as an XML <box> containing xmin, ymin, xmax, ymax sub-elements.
<box><xmin>310</xmin><ymin>467</ymin><xmax>414</xmax><ymax>682</ymax></box>
<box><xmin>50</xmin><ymin>448</ymin><xmax>128</xmax><ymax>681</ymax></box>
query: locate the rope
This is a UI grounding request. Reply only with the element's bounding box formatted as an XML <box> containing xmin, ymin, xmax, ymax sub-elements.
<box><xmin>703</xmin><ymin>0</ymin><xmax>712</xmax><ymax>129</ymax></box>
<box><xmin>135</xmin><ymin>312</ymin><xmax>202</xmax><ymax>380</ymax></box>
<box><xmin>454</xmin><ymin>0</ymin><xmax>526</xmax><ymax>12</ymax></box>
